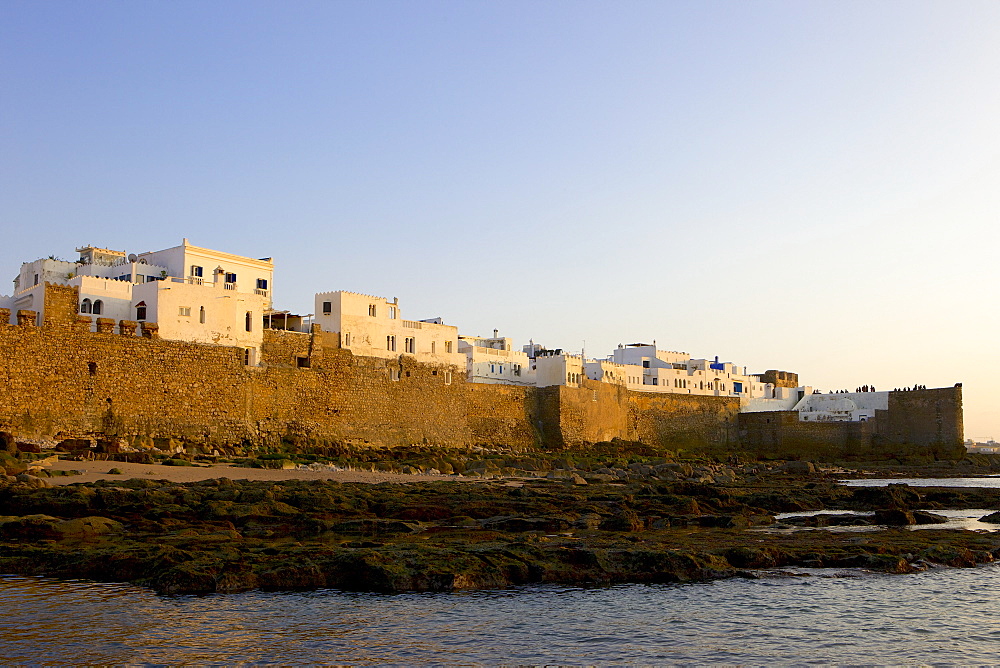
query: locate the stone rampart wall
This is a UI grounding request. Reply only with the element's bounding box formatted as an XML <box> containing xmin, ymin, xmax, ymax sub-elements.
<box><xmin>0</xmin><ymin>284</ymin><xmax>962</xmax><ymax>456</ymax></box>
<box><xmin>737</xmin><ymin>386</ymin><xmax>965</xmax><ymax>459</ymax></box>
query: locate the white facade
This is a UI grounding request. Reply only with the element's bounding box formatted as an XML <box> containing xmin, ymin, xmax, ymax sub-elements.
<box><xmin>740</xmin><ymin>385</ymin><xmax>808</xmax><ymax>412</ymax></box>
<box><xmin>583</xmin><ymin>359</ymin><xmax>644</xmax><ymax>389</ymax></box>
<box><xmin>605</xmin><ymin>344</ymin><xmax>771</xmax><ymax>400</ymax></box>
<box><xmin>136</xmin><ymin>239</ymin><xmax>274</xmax><ymax>309</ymax></box>
<box><xmin>458</xmin><ymin>334</ymin><xmax>535</xmax><ymax>386</ymax></box>
<box><xmin>8</xmin><ymin>240</ymin><xmax>273</xmax><ymax>361</ymax></box>
<box><xmin>535</xmin><ymin>350</ymin><xmax>585</xmax><ymax>388</ymax></box>
<box><xmin>793</xmin><ymin>391</ymin><xmax>889</xmax><ymax>422</ymax></box>
<box><xmin>314</xmin><ymin>291</ymin><xmax>465</xmax><ymax>367</ymax></box>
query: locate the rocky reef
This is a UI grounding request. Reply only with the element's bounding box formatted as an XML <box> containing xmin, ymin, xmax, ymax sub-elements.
<box><xmin>3</xmin><ymin>461</ymin><xmax>1000</xmax><ymax>595</ymax></box>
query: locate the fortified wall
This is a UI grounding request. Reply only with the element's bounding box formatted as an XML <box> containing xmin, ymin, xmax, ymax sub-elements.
<box><xmin>737</xmin><ymin>386</ymin><xmax>965</xmax><ymax>460</ymax></box>
<box><xmin>0</xmin><ymin>284</ymin><xmax>738</xmax><ymax>454</ymax></box>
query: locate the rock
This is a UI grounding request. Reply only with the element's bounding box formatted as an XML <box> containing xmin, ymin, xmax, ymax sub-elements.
<box><xmin>920</xmin><ymin>545</ymin><xmax>977</xmax><ymax>567</ymax></box>
<box><xmin>781</xmin><ymin>513</ymin><xmax>872</xmax><ymax>527</ymax></box>
<box><xmin>599</xmin><ymin>510</ymin><xmax>643</xmax><ymax>532</ymax></box>
<box><xmin>874</xmin><ymin>509</ymin><xmax>916</xmax><ymax>526</ymax></box>
<box><xmin>911</xmin><ymin>511</ymin><xmax>949</xmax><ymax>525</ymax></box>
<box><xmin>0</xmin><ymin>514</ymin><xmax>61</xmax><ymax>539</ymax></box>
<box><xmin>480</xmin><ymin>516</ymin><xmax>572</xmax><ymax>532</ymax></box>
<box><xmin>15</xmin><ymin>473</ymin><xmax>50</xmax><ymax>488</ymax></box>
<box><xmin>328</xmin><ymin>519</ymin><xmax>420</xmax><ymax>536</ymax></box>
<box><xmin>980</xmin><ymin>511</ymin><xmax>1000</xmax><ymax>524</ymax></box>
<box><xmin>851</xmin><ymin>484</ymin><xmax>920</xmax><ymax>510</ymax></box>
<box><xmin>53</xmin><ymin>516</ymin><xmax>124</xmax><ymax>538</ymax></box>
<box><xmin>782</xmin><ymin>461</ymin><xmax>816</xmax><ymax>474</ymax></box>
<box><xmin>696</xmin><ymin>515</ymin><xmax>750</xmax><ymax>529</ymax></box>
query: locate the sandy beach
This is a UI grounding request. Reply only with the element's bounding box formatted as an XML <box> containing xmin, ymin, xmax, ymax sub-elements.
<box><xmin>43</xmin><ymin>458</ymin><xmax>461</xmax><ymax>486</ymax></box>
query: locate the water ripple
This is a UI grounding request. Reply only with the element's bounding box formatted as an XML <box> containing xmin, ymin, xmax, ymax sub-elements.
<box><xmin>3</xmin><ymin>566</ymin><xmax>1000</xmax><ymax>664</ymax></box>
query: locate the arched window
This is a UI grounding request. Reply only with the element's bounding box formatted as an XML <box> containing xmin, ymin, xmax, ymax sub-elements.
<box><xmin>245</xmin><ymin>311</ymin><xmax>252</xmax><ymax>332</ymax></box>
<box><xmin>92</xmin><ymin>300</ymin><xmax>103</xmax><ymax>315</ymax></box>
<box><xmin>136</xmin><ymin>306</ymin><xmax>147</xmax><ymax>321</ymax></box>
<box><xmin>80</xmin><ymin>298</ymin><xmax>92</xmax><ymax>314</ymax></box>
<box><xmin>199</xmin><ymin>306</ymin><xmax>206</xmax><ymax>324</ymax></box>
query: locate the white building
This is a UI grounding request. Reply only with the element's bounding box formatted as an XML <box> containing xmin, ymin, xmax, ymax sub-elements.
<box><xmin>606</xmin><ymin>343</ymin><xmax>775</xmax><ymax>401</ymax></box>
<box><xmin>458</xmin><ymin>332</ymin><xmax>535</xmax><ymax>386</ymax></box>
<box><xmin>792</xmin><ymin>391</ymin><xmax>888</xmax><ymax>422</ymax></box>
<box><xmin>314</xmin><ymin>290</ymin><xmax>465</xmax><ymax>368</ymax></box>
<box><xmin>8</xmin><ymin>240</ymin><xmax>273</xmax><ymax>362</ymax></box>
<box><xmin>534</xmin><ymin>349</ymin><xmax>585</xmax><ymax>388</ymax></box>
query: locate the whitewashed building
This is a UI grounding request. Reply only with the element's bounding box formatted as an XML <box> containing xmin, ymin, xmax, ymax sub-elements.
<box><xmin>792</xmin><ymin>391</ymin><xmax>888</xmax><ymax>422</ymax></box>
<box><xmin>458</xmin><ymin>332</ymin><xmax>535</xmax><ymax>386</ymax></box>
<box><xmin>8</xmin><ymin>240</ymin><xmax>273</xmax><ymax>363</ymax></box>
<box><xmin>314</xmin><ymin>290</ymin><xmax>465</xmax><ymax>369</ymax></box>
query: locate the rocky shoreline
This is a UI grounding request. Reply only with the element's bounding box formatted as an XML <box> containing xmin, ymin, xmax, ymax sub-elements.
<box><xmin>3</xmin><ymin>457</ymin><xmax>1000</xmax><ymax>595</ymax></box>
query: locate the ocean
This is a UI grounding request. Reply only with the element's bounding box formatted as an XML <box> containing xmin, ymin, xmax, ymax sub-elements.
<box><xmin>4</xmin><ymin>563</ymin><xmax>1000</xmax><ymax>664</ymax></box>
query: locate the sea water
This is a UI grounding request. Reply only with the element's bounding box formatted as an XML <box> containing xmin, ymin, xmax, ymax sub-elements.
<box><xmin>4</xmin><ymin>565</ymin><xmax>1000</xmax><ymax>664</ymax></box>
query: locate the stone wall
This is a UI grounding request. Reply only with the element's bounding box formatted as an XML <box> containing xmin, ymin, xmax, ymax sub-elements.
<box><xmin>0</xmin><ymin>283</ymin><xmax>963</xmax><ymax>457</ymax></box>
<box><xmin>759</xmin><ymin>369</ymin><xmax>799</xmax><ymax>388</ymax></box>
<box><xmin>738</xmin><ymin>386</ymin><xmax>965</xmax><ymax>459</ymax></box>
<box><xmin>883</xmin><ymin>386</ymin><xmax>964</xmax><ymax>448</ymax></box>
<box><xmin>547</xmin><ymin>381</ymin><xmax>740</xmax><ymax>452</ymax></box>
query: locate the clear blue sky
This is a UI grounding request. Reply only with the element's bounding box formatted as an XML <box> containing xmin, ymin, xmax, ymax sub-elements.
<box><xmin>2</xmin><ymin>1</ymin><xmax>998</xmax><ymax>438</ymax></box>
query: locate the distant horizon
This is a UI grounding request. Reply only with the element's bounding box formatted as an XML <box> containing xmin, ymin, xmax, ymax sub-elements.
<box><xmin>2</xmin><ymin>1</ymin><xmax>996</xmax><ymax>437</ymax></box>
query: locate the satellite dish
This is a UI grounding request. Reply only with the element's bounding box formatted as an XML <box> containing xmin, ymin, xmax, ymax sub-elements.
<box><xmin>128</xmin><ymin>254</ymin><xmax>137</xmax><ymax>262</ymax></box>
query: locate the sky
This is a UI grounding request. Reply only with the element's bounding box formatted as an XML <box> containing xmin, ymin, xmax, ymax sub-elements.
<box><xmin>1</xmin><ymin>1</ymin><xmax>998</xmax><ymax>438</ymax></box>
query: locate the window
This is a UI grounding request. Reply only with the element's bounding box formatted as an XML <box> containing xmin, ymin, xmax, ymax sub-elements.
<box><xmin>256</xmin><ymin>278</ymin><xmax>268</xmax><ymax>290</ymax></box>
<box><xmin>199</xmin><ymin>306</ymin><xmax>206</xmax><ymax>323</ymax></box>
<box><xmin>80</xmin><ymin>299</ymin><xmax>92</xmax><ymax>314</ymax></box>
<box><xmin>244</xmin><ymin>348</ymin><xmax>252</xmax><ymax>365</ymax></box>
<box><xmin>514</xmin><ymin>364</ymin><xmax>521</xmax><ymax>376</ymax></box>
<box><xmin>136</xmin><ymin>306</ymin><xmax>147</xmax><ymax>321</ymax></box>
<box><xmin>322</xmin><ymin>301</ymin><xmax>332</xmax><ymax>315</ymax></box>
<box><xmin>388</xmin><ymin>306</ymin><xmax>397</xmax><ymax>319</ymax></box>
<box><xmin>499</xmin><ymin>365</ymin><xmax>504</xmax><ymax>374</ymax></box>
<box><xmin>387</xmin><ymin>335</ymin><xmax>396</xmax><ymax>351</ymax></box>
<box><xmin>642</xmin><ymin>360</ymin><xmax>650</xmax><ymax>368</ymax></box>
<box><xmin>431</xmin><ymin>341</ymin><xmax>436</xmax><ymax>354</ymax></box>
<box><xmin>343</xmin><ymin>332</ymin><xmax>351</xmax><ymax>346</ymax></box>
<box><xmin>135</xmin><ymin>275</ymin><xmax>145</xmax><ymax>284</ymax></box>
<box><xmin>296</xmin><ymin>356</ymin><xmax>310</xmax><ymax>368</ymax></box>
<box><xmin>92</xmin><ymin>300</ymin><xmax>102</xmax><ymax>315</ymax></box>
<box><xmin>444</xmin><ymin>370</ymin><xmax>452</xmax><ymax>385</ymax></box>
<box><xmin>245</xmin><ymin>311</ymin><xmax>252</xmax><ymax>332</ymax></box>
<box><xmin>225</xmin><ymin>273</ymin><xmax>237</xmax><ymax>284</ymax></box>
<box><xmin>652</xmin><ymin>378</ymin><xmax>658</xmax><ymax>385</ymax></box>
<box><xmin>491</xmin><ymin>364</ymin><xmax>495</xmax><ymax>373</ymax></box>
<box><xmin>33</xmin><ymin>274</ymin><xmax>38</xmax><ymax>286</ymax></box>
<box><xmin>389</xmin><ymin>368</ymin><xmax>400</xmax><ymax>381</ymax></box>
<box><xmin>445</xmin><ymin>341</ymin><xmax>453</xmax><ymax>353</ymax></box>
<box><xmin>179</xmin><ymin>306</ymin><xmax>191</xmax><ymax>317</ymax></box>
<box><xmin>369</xmin><ymin>304</ymin><xmax>377</xmax><ymax>317</ymax></box>
<box><xmin>404</xmin><ymin>337</ymin><xmax>415</xmax><ymax>354</ymax></box>
<box><xmin>191</xmin><ymin>265</ymin><xmax>203</xmax><ymax>277</ymax></box>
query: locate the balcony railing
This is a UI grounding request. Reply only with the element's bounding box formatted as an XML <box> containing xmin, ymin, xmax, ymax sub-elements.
<box><xmin>254</xmin><ymin>288</ymin><xmax>269</xmax><ymax>297</ymax></box>
<box><xmin>401</xmin><ymin>320</ymin><xmax>423</xmax><ymax>329</ymax></box>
